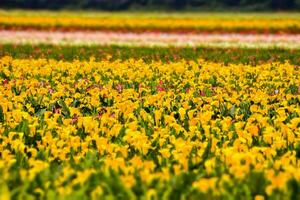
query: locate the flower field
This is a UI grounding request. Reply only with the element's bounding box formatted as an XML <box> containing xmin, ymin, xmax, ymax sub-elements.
<box><xmin>1</xmin><ymin>10</ymin><xmax>300</xmax><ymax>200</ymax></box>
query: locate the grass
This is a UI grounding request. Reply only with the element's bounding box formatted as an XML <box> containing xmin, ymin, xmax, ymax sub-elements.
<box><xmin>1</xmin><ymin>44</ymin><xmax>300</xmax><ymax>65</ymax></box>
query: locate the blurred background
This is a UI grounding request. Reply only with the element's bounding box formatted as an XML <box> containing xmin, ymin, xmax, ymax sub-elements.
<box><xmin>0</xmin><ymin>0</ymin><xmax>299</xmax><ymax>11</ymax></box>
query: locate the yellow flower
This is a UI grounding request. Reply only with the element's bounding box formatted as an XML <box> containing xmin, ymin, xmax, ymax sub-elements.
<box><xmin>178</xmin><ymin>107</ymin><xmax>186</xmax><ymax>121</ymax></box>
<box><xmin>159</xmin><ymin>148</ymin><xmax>171</xmax><ymax>159</ymax></box>
<box><xmin>193</xmin><ymin>177</ymin><xmax>217</xmax><ymax>193</ymax></box>
<box><xmin>246</xmin><ymin>125</ymin><xmax>259</xmax><ymax>137</ymax></box>
<box><xmin>254</xmin><ymin>195</ymin><xmax>265</xmax><ymax>200</ymax></box>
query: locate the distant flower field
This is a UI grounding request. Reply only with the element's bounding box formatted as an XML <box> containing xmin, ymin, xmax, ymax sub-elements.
<box><xmin>1</xmin><ymin>10</ymin><xmax>300</xmax><ymax>200</ymax></box>
<box><xmin>1</xmin><ymin>11</ymin><xmax>300</xmax><ymax>34</ymax></box>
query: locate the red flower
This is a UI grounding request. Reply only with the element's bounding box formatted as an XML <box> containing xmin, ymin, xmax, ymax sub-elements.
<box><xmin>156</xmin><ymin>85</ymin><xmax>165</xmax><ymax>92</ymax></box>
<box><xmin>2</xmin><ymin>79</ymin><xmax>8</xmax><ymax>85</ymax></box>
<box><xmin>185</xmin><ymin>87</ymin><xmax>190</xmax><ymax>93</ymax></box>
<box><xmin>200</xmin><ymin>90</ymin><xmax>205</xmax><ymax>96</ymax></box>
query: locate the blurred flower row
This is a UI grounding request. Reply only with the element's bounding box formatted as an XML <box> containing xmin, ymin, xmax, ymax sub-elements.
<box><xmin>1</xmin><ymin>30</ymin><xmax>300</xmax><ymax>49</ymax></box>
<box><xmin>1</xmin><ymin>14</ymin><xmax>300</xmax><ymax>34</ymax></box>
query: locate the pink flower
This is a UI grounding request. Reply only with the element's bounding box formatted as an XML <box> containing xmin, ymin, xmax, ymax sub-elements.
<box><xmin>53</xmin><ymin>108</ymin><xmax>61</xmax><ymax>114</ymax></box>
<box><xmin>116</xmin><ymin>84</ymin><xmax>123</xmax><ymax>93</ymax></box>
<box><xmin>49</xmin><ymin>88</ymin><xmax>54</xmax><ymax>93</ymax></box>
<box><xmin>71</xmin><ymin>114</ymin><xmax>78</xmax><ymax>124</ymax></box>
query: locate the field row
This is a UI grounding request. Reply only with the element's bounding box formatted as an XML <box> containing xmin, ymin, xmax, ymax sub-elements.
<box><xmin>1</xmin><ymin>11</ymin><xmax>300</xmax><ymax>33</ymax></box>
<box><xmin>1</xmin><ymin>30</ymin><xmax>300</xmax><ymax>49</ymax></box>
<box><xmin>0</xmin><ymin>57</ymin><xmax>300</xmax><ymax>199</ymax></box>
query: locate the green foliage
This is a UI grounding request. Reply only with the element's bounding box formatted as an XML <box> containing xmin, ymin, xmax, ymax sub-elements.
<box><xmin>0</xmin><ymin>106</ymin><xmax>4</xmax><ymax>123</ymax></box>
<box><xmin>1</xmin><ymin>44</ymin><xmax>300</xmax><ymax>66</ymax></box>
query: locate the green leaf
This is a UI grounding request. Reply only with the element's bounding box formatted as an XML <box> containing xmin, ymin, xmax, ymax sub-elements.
<box><xmin>0</xmin><ymin>106</ymin><xmax>4</xmax><ymax>123</ymax></box>
<box><xmin>58</xmin><ymin>99</ymin><xmax>70</xmax><ymax>118</ymax></box>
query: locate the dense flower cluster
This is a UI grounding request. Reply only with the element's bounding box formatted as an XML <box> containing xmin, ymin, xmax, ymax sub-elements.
<box><xmin>0</xmin><ymin>57</ymin><xmax>300</xmax><ymax>199</ymax></box>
